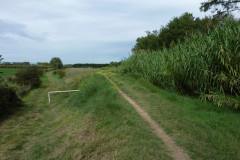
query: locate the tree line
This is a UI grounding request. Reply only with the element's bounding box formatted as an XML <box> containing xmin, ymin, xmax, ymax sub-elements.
<box><xmin>132</xmin><ymin>13</ymin><xmax>238</xmax><ymax>53</ymax></box>
<box><xmin>132</xmin><ymin>0</ymin><xmax>240</xmax><ymax>53</ymax></box>
<box><xmin>0</xmin><ymin>62</ymin><xmax>50</xmax><ymax>66</ymax></box>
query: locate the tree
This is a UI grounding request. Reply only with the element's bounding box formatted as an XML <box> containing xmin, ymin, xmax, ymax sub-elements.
<box><xmin>0</xmin><ymin>55</ymin><xmax>3</xmax><ymax>64</ymax></box>
<box><xmin>50</xmin><ymin>57</ymin><xmax>63</xmax><ymax>69</ymax></box>
<box><xmin>158</xmin><ymin>13</ymin><xmax>197</xmax><ymax>48</ymax></box>
<box><xmin>200</xmin><ymin>0</ymin><xmax>240</xmax><ymax>16</ymax></box>
<box><xmin>132</xmin><ymin>13</ymin><xmax>208</xmax><ymax>52</ymax></box>
<box><xmin>132</xmin><ymin>30</ymin><xmax>160</xmax><ymax>53</ymax></box>
<box><xmin>131</xmin><ymin>13</ymin><xmax>223</xmax><ymax>53</ymax></box>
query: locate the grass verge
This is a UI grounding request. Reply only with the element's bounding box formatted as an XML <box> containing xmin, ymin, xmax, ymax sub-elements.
<box><xmin>106</xmin><ymin>69</ymin><xmax>240</xmax><ymax>160</ymax></box>
<box><xmin>0</xmin><ymin>68</ymin><xmax>171</xmax><ymax>160</ymax></box>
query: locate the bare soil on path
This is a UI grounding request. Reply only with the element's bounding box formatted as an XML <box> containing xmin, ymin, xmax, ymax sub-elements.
<box><xmin>104</xmin><ymin>74</ymin><xmax>190</xmax><ymax>160</ymax></box>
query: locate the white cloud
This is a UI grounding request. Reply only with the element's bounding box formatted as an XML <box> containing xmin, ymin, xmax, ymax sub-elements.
<box><xmin>0</xmin><ymin>0</ymin><xmax>210</xmax><ymax>63</ymax></box>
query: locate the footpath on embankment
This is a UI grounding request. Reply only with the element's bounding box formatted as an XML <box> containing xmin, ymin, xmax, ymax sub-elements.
<box><xmin>104</xmin><ymin>74</ymin><xmax>190</xmax><ymax>160</ymax></box>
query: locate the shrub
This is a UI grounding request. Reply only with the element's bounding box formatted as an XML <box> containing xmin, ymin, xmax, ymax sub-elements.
<box><xmin>15</xmin><ymin>66</ymin><xmax>43</xmax><ymax>88</ymax></box>
<box><xmin>0</xmin><ymin>78</ymin><xmax>22</xmax><ymax>117</ymax></box>
<box><xmin>53</xmin><ymin>69</ymin><xmax>65</xmax><ymax>78</ymax></box>
<box><xmin>109</xmin><ymin>61</ymin><xmax>121</xmax><ymax>67</ymax></box>
<box><xmin>6</xmin><ymin>76</ymin><xmax>15</xmax><ymax>82</ymax></box>
<box><xmin>16</xmin><ymin>85</ymin><xmax>32</xmax><ymax>97</ymax></box>
<box><xmin>57</xmin><ymin>70</ymin><xmax>65</xmax><ymax>78</ymax></box>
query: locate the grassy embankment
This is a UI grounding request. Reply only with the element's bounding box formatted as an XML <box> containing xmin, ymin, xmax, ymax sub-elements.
<box><xmin>0</xmin><ymin>68</ymin><xmax>171</xmax><ymax>160</ymax></box>
<box><xmin>105</xmin><ymin>68</ymin><xmax>240</xmax><ymax>160</ymax></box>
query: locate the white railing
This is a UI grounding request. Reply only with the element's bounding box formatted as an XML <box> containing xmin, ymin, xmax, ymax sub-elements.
<box><xmin>48</xmin><ymin>90</ymin><xmax>79</xmax><ymax>103</ymax></box>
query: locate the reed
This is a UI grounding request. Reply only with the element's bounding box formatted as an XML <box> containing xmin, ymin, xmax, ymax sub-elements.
<box><xmin>122</xmin><ymin>20</ymin><xmax>240</xmax><ymax>109</ymax></box>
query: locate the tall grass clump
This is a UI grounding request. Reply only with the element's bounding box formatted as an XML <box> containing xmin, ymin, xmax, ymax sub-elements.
<box><xmin>68</xmin><ymin>73</ymin><xmax>122</xmax><ymax>116</ymax></box>
<box><xmin>122</xmin><ymin>19</ymin><xmax>240</xmax><ymax>109</ymax></box>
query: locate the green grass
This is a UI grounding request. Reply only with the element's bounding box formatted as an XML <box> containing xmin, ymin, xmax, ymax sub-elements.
<box><xmin>0</xmin><ymin>68</ymin><xmax>171</xmax><ymax>160</ymax></box>
<box><xmin>106</xmin><ymin>69</ymin><xmax>240</xmax><ymax>160</ymax></box>
<box><xmin>3</xmin><ymin>67</ymin><xmax>239</xmax><ymax>159</ymax></box>
<box><xmin>0</xmin><ymin>68</ymin><xmax>20</xmax><ymax>77</ymax></box>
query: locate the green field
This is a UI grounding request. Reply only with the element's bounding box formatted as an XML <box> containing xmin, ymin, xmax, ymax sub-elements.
<box><xmin>0</xmin><ymin>68</ymin><xmax>20</xmax><ymax>77</ymax></box>
<box><xmin>0</xmin><ymin>68</ymin><xmax>240</xmax><ymax>160</ymax></box>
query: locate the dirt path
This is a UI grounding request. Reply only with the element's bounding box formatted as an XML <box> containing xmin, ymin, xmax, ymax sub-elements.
<box><xmin>104</xmin><ymin>74</ymin><xmax>190</xmax><ymax>160</ymax></box>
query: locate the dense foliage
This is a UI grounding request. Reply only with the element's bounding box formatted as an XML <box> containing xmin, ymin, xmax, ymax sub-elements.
<box><xmin>109</xmin><ymin>61</ymin><xmax>121</xmax><ymax>67</ymax></box>
<box><xmin>132</xmin><ymin>13</ymin><xmax>221</xmax><ymax>52</ymax></box>
<box><xmin>37</xmin><ymin>62</ymin><xmax>50</xmax><ymax>66</ymax></box>
<box><xmin>15</xmin><ymin>66</ymin><xmax>43</xmax><ymax>88</ymax></box>
<box><xmin>53</xmin><ymin>69</ymin><xmax>65</xmax><ymax>78</ymax></box>
<box><xmin>0</xmin><ymin>55</ymin><xmax>21</xmax><ymax>117</ymax></box>
<box><xmin>200</xmin><ymin>0</ymin><xmax>240</xmax><ymax>16</ymax></box>
<box><xmin>73</xmin><ymin>63</ymin><xmax>109</xmax><ymax>68</ymax></box>
<box><xmin>50</xmin><ymin>57</ymin><xmax>63</xmax><ymax>69</ymax></box>
<box><xmin>0</xmin><ymin>78</ymin><xmax>22</xmax><ymax>117</ymax></box>
<box><xmin>122</xmin><ymin>20</ymin><xmax>240</xmax><ymax>109</ymax></box>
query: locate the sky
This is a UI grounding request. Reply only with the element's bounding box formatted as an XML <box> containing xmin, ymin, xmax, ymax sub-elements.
<box><xmin>0</xmin><ymin>0</ymin><xmax>210</xmax><ymax>64</ymax></box>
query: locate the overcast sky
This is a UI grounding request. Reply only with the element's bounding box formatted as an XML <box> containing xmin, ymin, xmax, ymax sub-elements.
<box><xmin>0</xmin><ymin>0</ymin><xmax>210</xmax><ymax>64</ymax></box>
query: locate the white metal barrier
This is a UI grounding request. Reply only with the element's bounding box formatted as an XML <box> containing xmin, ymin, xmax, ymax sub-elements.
<box><xmin>48</xmin><ymin>90</ymin><xmax>79</xmax><ymax>103</ymax></box>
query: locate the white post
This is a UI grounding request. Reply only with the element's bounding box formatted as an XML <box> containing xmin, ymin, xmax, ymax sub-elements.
<box><xmin>48</xmin><ymin>92</ymin><xmax>51</xmax><ymax>103</ymax></box>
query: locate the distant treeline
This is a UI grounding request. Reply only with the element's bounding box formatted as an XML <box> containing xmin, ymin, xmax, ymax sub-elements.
<box><xmin>1</xmin><ymin>62</ymin><xmax>121</xmax><ymax>69</ymax></box>
<box><xmin>0</xmin><ymin>65</ymin><xmax>50</xmax><ymax>69</ymax></box>
<box><xmin>0</xmin><ymin>62</ymin><xmax>50</xmax><ymax>69</ymax></box>
<box><xmin>1</xmin><ymin>62</ymin><xmax>50</xmax><ymax>66</ymax></box>
<box><xmin>72</xmin><ymin>63</ymin><xmax>109</xmax><ymax>68</ymax></box>
<box><xmin>1</xmin><ymin>62</ymin><xmax>31</xmax><ymax>65</ymax></box>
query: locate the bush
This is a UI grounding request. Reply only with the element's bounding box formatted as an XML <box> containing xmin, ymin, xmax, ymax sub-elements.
<box><xmin>16</xmin><ymin>85</ymin><xmax>32</xmax><ymax>97</ymax></box>
<box><xmin>53</xmin><ymin>69</ymin><xmax>65</xmax><ymax>78</ymax></box>
<box><xmin>0</xmin><ymin>78</ymin><xmax>22</xmax><ymax>117</ymax></box>
<box><xmin>109</xmin><ymin>61</ymin><xmax>121</xmax><ymax>67</ymax></box>
<box><xmin>15</xmin><ymin>66</ymin><xmax>43</xmax><ymax>88</ymax></box>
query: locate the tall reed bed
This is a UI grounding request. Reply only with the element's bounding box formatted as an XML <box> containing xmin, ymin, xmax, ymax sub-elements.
<box><xmin>122</xmin><ymin>20</ymin><xmax>240</xmax><ymax>109</ymax></box>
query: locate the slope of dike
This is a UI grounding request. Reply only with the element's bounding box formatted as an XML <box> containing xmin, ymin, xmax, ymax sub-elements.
<box><xmin>0</xmin><ymin>68</ymin><xmax>172</xmax><ymax>160</ymax></box>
